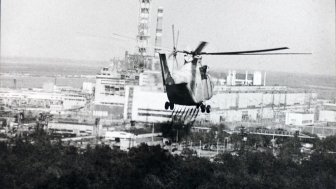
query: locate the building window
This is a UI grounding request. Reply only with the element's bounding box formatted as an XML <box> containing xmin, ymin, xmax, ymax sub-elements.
<box><xmin>242</xmin><ymin>111</ymin><xmax>249</xmax><ymax>121</ymax></box>
<box><xmin>302</xmin><ymin>120</ymin><xmax>312</xmax><ymax>124</ymax></box>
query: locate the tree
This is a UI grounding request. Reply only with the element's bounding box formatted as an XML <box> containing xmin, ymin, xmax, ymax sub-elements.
<box><xmin>315</xmin><ymin>135</ymin><xmax>336</xmax><ymax>152</ymax></box>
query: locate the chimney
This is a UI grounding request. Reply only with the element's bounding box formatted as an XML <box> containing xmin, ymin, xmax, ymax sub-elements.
<box><xmin>153</xmin><ymin>7</ymin><xmax>164</xmax><ymax>70</ymax></box>
<box><xmin>154</xmin><ymin>7</ymin><xmax>164</xmax><ymax>56</ymax></box>
<box><xmin>263</xmin><ymin>72</ymin><xmax>267</xmax><ymax>86</ymax></box>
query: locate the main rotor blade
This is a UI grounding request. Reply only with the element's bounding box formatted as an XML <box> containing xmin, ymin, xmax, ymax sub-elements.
<box><xmin>194</xmin><ymin>41</ymin><xmax>208</xmax><ymax>55</ymax></box>
<box><xmin>200</xmin><ymin>47</ymin><xmax>289</xmax><ymax>55</ymax></box>
<box><xmin>172</xmin><ymin>25</ymin><xmax>176</xmax><ymax>48</ymax></box>
<box><xmin>214</xmin><ymin>53</ymin><xmax>312</xmax><ymax>55</ymax></box>
<box><xmin>176</xmin><ymin>30</ymin><xmax>180</xmax><ymax>49</ymax></box>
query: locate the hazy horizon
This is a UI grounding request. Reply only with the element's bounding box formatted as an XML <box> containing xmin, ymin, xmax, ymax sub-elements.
<box><xmin>1</xmin><ymin>56</ymin><xmax>336</xmax><ymax>79</ymax></box>
<box><xmin>1</xmin><ymin>0</ymin><xmax>335</xmax><ymax>75</ymax></box>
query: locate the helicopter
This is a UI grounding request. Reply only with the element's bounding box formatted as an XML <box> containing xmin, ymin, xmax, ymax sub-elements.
<box><xmin>159</xmin><ymin>26</ymin><xmax>308</xmax><ymax>113</ymax></box>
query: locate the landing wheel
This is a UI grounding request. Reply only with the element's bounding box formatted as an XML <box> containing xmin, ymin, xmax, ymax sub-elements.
<box><xmin>164</xmin><ymin>102</ymin><xmax>170</xmax><ymax>110</ymax></box>
<box><xmin>201</xmin><ymin>104</ymin><xmax>206</xmax><ymax>113</ymax></box>
<box><xmin>206</xmin><ymin>105</ymin><xmax>211</xmax><ymax>113</ymax></box>
<box><xmin>170</xmin><ymin>103</ymin><xmax>174</xmax><ymax>110</ymax></box>
<box><xmin>165</xmin><ymin>101</ymin><xmax>174</xmax><ymax>110</ymax></box>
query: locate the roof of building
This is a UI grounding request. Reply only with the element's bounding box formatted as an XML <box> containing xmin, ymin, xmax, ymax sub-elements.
<box><xmin>323</xmin><ymin>103</ymin><xmax>336</xmax><ymax>111</ymax></box>
<box><xmin>105</xmin><ymin>131</ymin><xmax>135</xmax><ymax>139</ymax></box>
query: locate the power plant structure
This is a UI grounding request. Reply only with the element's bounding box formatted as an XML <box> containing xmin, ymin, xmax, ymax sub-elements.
<box><xmin>137</xmin><ymin>0</ymin><xmax>151</xmax><ymax>56</ymax></box>
<box><xmin>153</xmin><ymin>7</ymin><xmax>164</xmax><ymax>70</ymax></box>
<box><xmin>127</xmin><ymin>0</ymin><xmax>164</xmax><ymax>72</ymax></box>
<box><xmin>133</xmin><ymin>0</ymin><xmax>164</xmax><ymax>71</ymax></box>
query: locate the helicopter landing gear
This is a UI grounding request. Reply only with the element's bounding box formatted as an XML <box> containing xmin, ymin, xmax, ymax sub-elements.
<box><xmin>200</xmin><ymin>104</ymin><xmax>206</xmax><ymax>113</ymax></box>
<box><xmin>198</xmin><ymin>103</ymin><xmax>211</xmax><ymax>113</ymax></box>
<box><xmin>206</xmin><ymin>105</ymin><xmax>211</xmax><ymax>113</ymax></box>
<box><xmin>165</xmin><ymin>101</ymin><xmax>174</xmax><ymax>110</ymax></box>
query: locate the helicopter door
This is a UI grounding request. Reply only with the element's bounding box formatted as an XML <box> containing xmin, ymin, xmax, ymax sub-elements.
<box><xmin>199</xmin><ymin>66</ymin><xmax>212</xmax><ymax>100</ymax></box>
<box><xmin>206</xmin><ymin>75</ymin><xmax>213</xmax><ymax>100</ymax></box>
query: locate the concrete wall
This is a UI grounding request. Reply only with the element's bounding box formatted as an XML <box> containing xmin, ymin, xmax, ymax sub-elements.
<box><xmin>124</xmin><ymin>86</ymin><xmax>172</xmax><ymax>122</ymax></box>
<box><xmin>285</xmin><ymin>112</ymin><xmax>314</xmax><ymax>126</ymax></box>
<box><xmin>123</xmin><ymin>85</ymin><xmax>316</xmax><ymax>123</ymax></box>
<box><xmin>48</xmin><ymin>122</ymin><xmax>94</xmax><ymax>136</ymax></box>
<box><xmin>209</xmin><ymin>92</ymin><xmax>310</xmax><ymax>110</ymax></box>
<box><xmin>319</xmin><ymin>110</ymin><xmax>336</xmax><ymax>122</ymax></box>
<box><xmin>94</xmin><ymin>77</ymin><xmax>125</xmax><ymax>105</ymax></box>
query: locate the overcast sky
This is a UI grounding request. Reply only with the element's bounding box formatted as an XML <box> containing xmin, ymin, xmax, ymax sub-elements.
<box><xmin>1</xmin><ymin>0</ymin><xmax>335</xmax><ymax>75</ymax></box>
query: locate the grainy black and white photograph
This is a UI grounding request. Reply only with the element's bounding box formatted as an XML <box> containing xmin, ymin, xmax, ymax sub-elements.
<box><xmin>0</xmin><ymin>0</ymin><xmax>335</xmax><ymax>188</ymax></box>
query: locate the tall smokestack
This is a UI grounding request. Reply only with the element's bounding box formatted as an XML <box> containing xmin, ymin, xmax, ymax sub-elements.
<box><xmin>153</xmin><ymin>7</ymin><xmax>163</xmax><ymax>70</ymax></box>
<box><xmin>263</xmin><ymin>71</ymin><xmax>267</xmax><ymax>86</ymax></box>
<box><xmin>154</xmin><ymin>7</ymin><xmax>163</xmax><ymax>57</ymax></box>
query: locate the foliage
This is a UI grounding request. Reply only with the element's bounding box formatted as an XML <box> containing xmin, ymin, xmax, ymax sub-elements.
<box><xmin>315</xmin><ymin>135</ymin><xmax>336</xmax><ymax>152</ymax></box>
<box><xmin>0</xmin><ymin>131</ymin><xmax>335</xmax><ymax>188</ymax></box>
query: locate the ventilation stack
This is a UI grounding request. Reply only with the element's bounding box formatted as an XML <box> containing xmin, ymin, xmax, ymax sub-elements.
<box><xmin>152</xmin><ymin>7</ymin><xmax>164</xmax><ymax>70</ymax></box>
<box><xmin>154</xmin><ymin>7</ymin><xmax>164</xmax><ymax>57</ymax></box>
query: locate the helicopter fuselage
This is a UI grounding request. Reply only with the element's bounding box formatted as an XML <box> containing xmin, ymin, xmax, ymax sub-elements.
<box><xmin>166</xmin><ymin>83</ymin><xmax>197</xmax><ymax>105</ymax></box>
<box><xmin>159</xmin><ymin>53</ymin><xmax>213</xmax><ymax>108</ymax></box>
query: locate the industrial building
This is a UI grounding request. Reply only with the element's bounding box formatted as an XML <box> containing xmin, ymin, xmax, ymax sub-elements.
<box><xmin>285</xmin><ymin>112</ymin><xmax>315</xmax><ymax>126</ymax></box>
<box><xmin>94</xmin><ymin>66</ymin><xmax>139</xmax><ymax>106</ymax></box>
<box><xmin>139</xmin><ymin>70</ymin><xmax>162</xmax><ymax>87</ymax></box>
<box><xmin>319</xmin><ymin>110</ymin><xmax>336</xmax><ymax>122</ymax></box>
<box><xmin>48</xmin><ymin>121</ymin><xmax>95</xmax><ymax>136</ymax></box>
<box><xmin>123</xmin><ymin>85</ymin><xmax>172</xmax><ymax>122</ymax></box>
<box><xmin>93</xmin><ymin>67</ymin><xmax>165</xmax><ymax>118</ymax></box>
<box><xmin>82</xmin><ymin>82</ymin><xmax>95</xmax><ymax>94</ymax></box>
<box><xmin>122</xmin><ymin>84</ymin><xmax>317</xmax><ymax>124</ymax></box>
<box><xmin>93</xmin><ymin>66</ymin><xmax>139</xmax><ymax>118</ymax></box>
<box><xmin>0</xmin><ymin>88</ymin><xmax>87</xmax><ymax>112</ymax></box>
<box><xmin>226</xmin><ymin>70</ymin><xmax>265</xmax><ymax>86</ymax></box>
<box><xmin>104</xmin><ymin>131</ymin><xmax>163</xmax><ymax>151</ymax></box>
<box><xmin>318</xmin><ymin>102</ymin><xmax>336</xmax><ymax>123</ymax></box>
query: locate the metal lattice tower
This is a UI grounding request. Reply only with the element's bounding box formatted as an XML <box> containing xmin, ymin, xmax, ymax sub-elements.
<box><xmin>137</xmin><ymin>0</ymin><xmax>151</xmax><ymax>56</ymax></box>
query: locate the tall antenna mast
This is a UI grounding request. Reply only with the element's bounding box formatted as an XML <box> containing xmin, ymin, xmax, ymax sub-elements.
<box><xmin>136</xmin><ymin>0</ymin><xmax>151</xmax><ymax>71</ymax></box>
